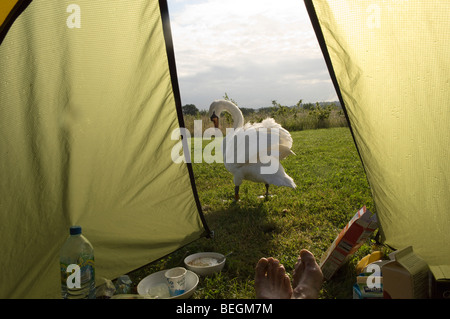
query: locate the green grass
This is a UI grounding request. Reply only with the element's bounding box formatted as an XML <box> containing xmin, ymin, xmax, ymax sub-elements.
<box><xmin>128</xmin><ymin>127</ymin><xmax>380</xmax><ymax>299</ymax></box>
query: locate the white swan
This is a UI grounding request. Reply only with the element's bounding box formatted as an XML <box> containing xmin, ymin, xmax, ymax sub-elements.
<box><xmin>208</xmin><ymin>99</ymin><xmax>296</xmax><ymax>201</ymax></box>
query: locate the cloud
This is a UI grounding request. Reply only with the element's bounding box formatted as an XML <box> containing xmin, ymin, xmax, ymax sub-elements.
<box><xmin>168</xmin><ymin>0</ymin><xmax>337</xmax><ymax>109</ymax></box>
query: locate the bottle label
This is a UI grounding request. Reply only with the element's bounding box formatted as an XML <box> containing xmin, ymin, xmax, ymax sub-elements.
<box><xmin>61</xmin><ymin>257</ymin><xmax>95</xmax><ymax>288</ymax></box>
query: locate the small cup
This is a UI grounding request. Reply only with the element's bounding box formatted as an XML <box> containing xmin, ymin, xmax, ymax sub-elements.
<box><xmin>165</xmin><ymin>267</ymin><xmax>187</xmax><ymax>296</ymax></box>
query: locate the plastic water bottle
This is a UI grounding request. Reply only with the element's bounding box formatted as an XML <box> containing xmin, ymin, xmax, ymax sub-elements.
<box><xmin>60</xmin><ymin>225</ymin><xmax>96</xmax><ymax>299</ymax></box>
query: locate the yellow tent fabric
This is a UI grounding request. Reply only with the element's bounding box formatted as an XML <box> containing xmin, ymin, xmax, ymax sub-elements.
<box><xmin>0</xmin><ymin>0</ymin><xmax>209</xmax><ymax>298</ymax></box>
<box><xmin>305</xmin><ymin>0</ymin><xmax>450</xmax><ymax>274</ymax></box>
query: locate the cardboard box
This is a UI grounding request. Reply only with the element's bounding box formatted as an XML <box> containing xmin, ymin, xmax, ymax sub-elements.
<box><xmin>320</xmin><ymin>206</ymin><xmax>378</xmax><ymax>280</ymax></box>
<box><xmin>382</xmin><ymin>246</ymin><xmax>430</xmax><ymax>299</ymax></box>
<box><xmin>429</xmin><ymin>265</ymin><xmax>450</xmax><ymax>299</ymax></box>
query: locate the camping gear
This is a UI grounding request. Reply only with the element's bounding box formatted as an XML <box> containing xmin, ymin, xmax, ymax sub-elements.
<box><xmin>114</xmin><ymin>275</ymin><xmax>132</xmax><ymax>295</ymax></box>
<box><xmin>184</xmin><ymin>252</ymin><xmax>227</xmax><ymax>276</ymax></box>
<box><xmin>60</xmin><ymin>225</ymin><xmax>96</xmax><ymax>299</ymax></box>
<box><xmin>381</xmin><ymin>246</ymin><xmax>430</xmax><ymax>299</ymax></box>
<box><xmin>137</xmin><ymin>269</ymin><xmax>199</xmax><ymax>299</ymax></box>
<box><xmin>2</xmin><ymin>0</ymin><xmax>449</xmax><ymax>298</ymax></box>
<box><xmin>217</xmin><ymin>251</ymin><xmax>233</xmax><ymax>264</ymax></box>
<box><xmin>0</xmin><ymin>0</ymin><xmax>210</xmax><ymax>298</ymax></box>
<box><xmin>164</xmin><ymin>267</ymin><xmax>187</xmax><ymax>297</ymax></box>
<box><xmin>355</xmin><ymin>251</ymin><xmax>384</xmax><ymax>275</ymax></box>
<box><xmin>320</xmin><ymin>206</ymin><xmax>378</xmax><ymax>280</ymax></box>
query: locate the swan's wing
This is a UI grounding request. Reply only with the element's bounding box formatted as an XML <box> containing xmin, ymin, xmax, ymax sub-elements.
<box><xmin>223</xmin><ymin>120</ymin><xmax>294</xmax><ymax>165</ymax></box>
<box><xmin>223</xmin><ymin>128</ymin><xmax>261</xmax><ymax>165</ymax></box>
<box><xmin>259</xmin><ymin>118</ymin><xmax>293</xmax><ymax>153</ymax></box>
<box><xmin>256</xmin><ymin>118</ymin><xmax>295</xmax><ymax>160</ymax></box>
<box><xmin>223</xmin><ymin>128</ymin><xmax>259</xmax><ymax>164</ymax></box>
<box><xmin>223</xmin><ymin>124</ymin><xmax>296</xmax><ymax>188</ymax></box>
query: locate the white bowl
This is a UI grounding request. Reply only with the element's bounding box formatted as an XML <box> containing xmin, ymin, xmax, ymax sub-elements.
<box><xmin>184</xmin><ymin>252</ymin><xmax>226</xmax><ymax>276</ymax></box>
<box><xmin>137</xmin><ymin>269</ymin><xmax>198</xmax><ymax>299</ymax></box>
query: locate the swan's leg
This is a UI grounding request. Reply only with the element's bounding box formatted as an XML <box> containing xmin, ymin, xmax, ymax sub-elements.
<box><xmin>258</xmin><ymin>184</ymin><xmax>271</xmax><ymax>199</ymax></box>
<box><xmin>234</xmin><ymin>186</ymin><xmax>240</xmax><ymax>201</ymax></box>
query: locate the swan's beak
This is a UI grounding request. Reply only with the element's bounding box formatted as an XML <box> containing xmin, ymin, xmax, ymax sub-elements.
<box><xmin>212</xmin><ymin>117</ymin><xmax>219</xmax><ymax>128</ymax></box>
<box><xmin>210</xmin><ymin>112</ymin><xmax>219</xmax><ymax>128</ymax></box>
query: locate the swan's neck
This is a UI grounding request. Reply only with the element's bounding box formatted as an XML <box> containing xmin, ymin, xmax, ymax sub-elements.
<box><xmin>218</xmin><ymin>100</ymin><xmax>244</xmax><ymax>129</ymax></box>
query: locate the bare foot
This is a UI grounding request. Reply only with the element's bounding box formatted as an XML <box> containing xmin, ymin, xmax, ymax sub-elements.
<box><xmin>255</xmin><ymin>257</ymin><xmax>293</xmax><ymax>299</ymax></box>
<box><xmin>291</xmin><ymin>249</ymin><xmax>323</xmax><ymax>299</ymax></box>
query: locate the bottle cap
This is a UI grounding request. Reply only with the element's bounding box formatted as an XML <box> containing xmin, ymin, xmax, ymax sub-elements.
<box><xmin>70</xmin><ymin>225</ymin><xmax>82</xmax><ymax>235</ymax></box>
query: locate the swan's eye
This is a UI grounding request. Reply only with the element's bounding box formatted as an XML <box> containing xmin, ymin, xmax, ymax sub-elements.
<box><xmin>210</xmin><ymin>112</ymin><xmax>219</xmax><ymax>121</ymax></box>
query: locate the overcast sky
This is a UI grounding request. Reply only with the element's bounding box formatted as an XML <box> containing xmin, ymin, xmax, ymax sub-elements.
<box><xmin>167</xmin><ymin>0</ymin><xmax>337</xmax><ymax>110</ymax></box>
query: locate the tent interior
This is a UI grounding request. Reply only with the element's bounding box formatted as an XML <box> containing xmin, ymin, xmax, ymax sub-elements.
<box><xmin>0</xmin><ymin>0</ymin><xmax>449</xmax><ymax>298</ymax></box>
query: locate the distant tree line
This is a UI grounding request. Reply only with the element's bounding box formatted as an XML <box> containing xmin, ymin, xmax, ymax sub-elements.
<box><xmin>181</xmin><ymin>100</ymin><xmax>341</xmax><ymax>116</ymax></box>
<box><xmin>181</xmin><ymin>93</ymin><xmax>347</xmax><ymax>132</ymax></box>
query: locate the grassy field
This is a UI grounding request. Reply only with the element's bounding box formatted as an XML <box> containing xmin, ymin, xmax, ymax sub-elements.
<box><xmin>128</xmin><ymin>127</ymin><xmax>381</xmax><ymax>299</ymax></box>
